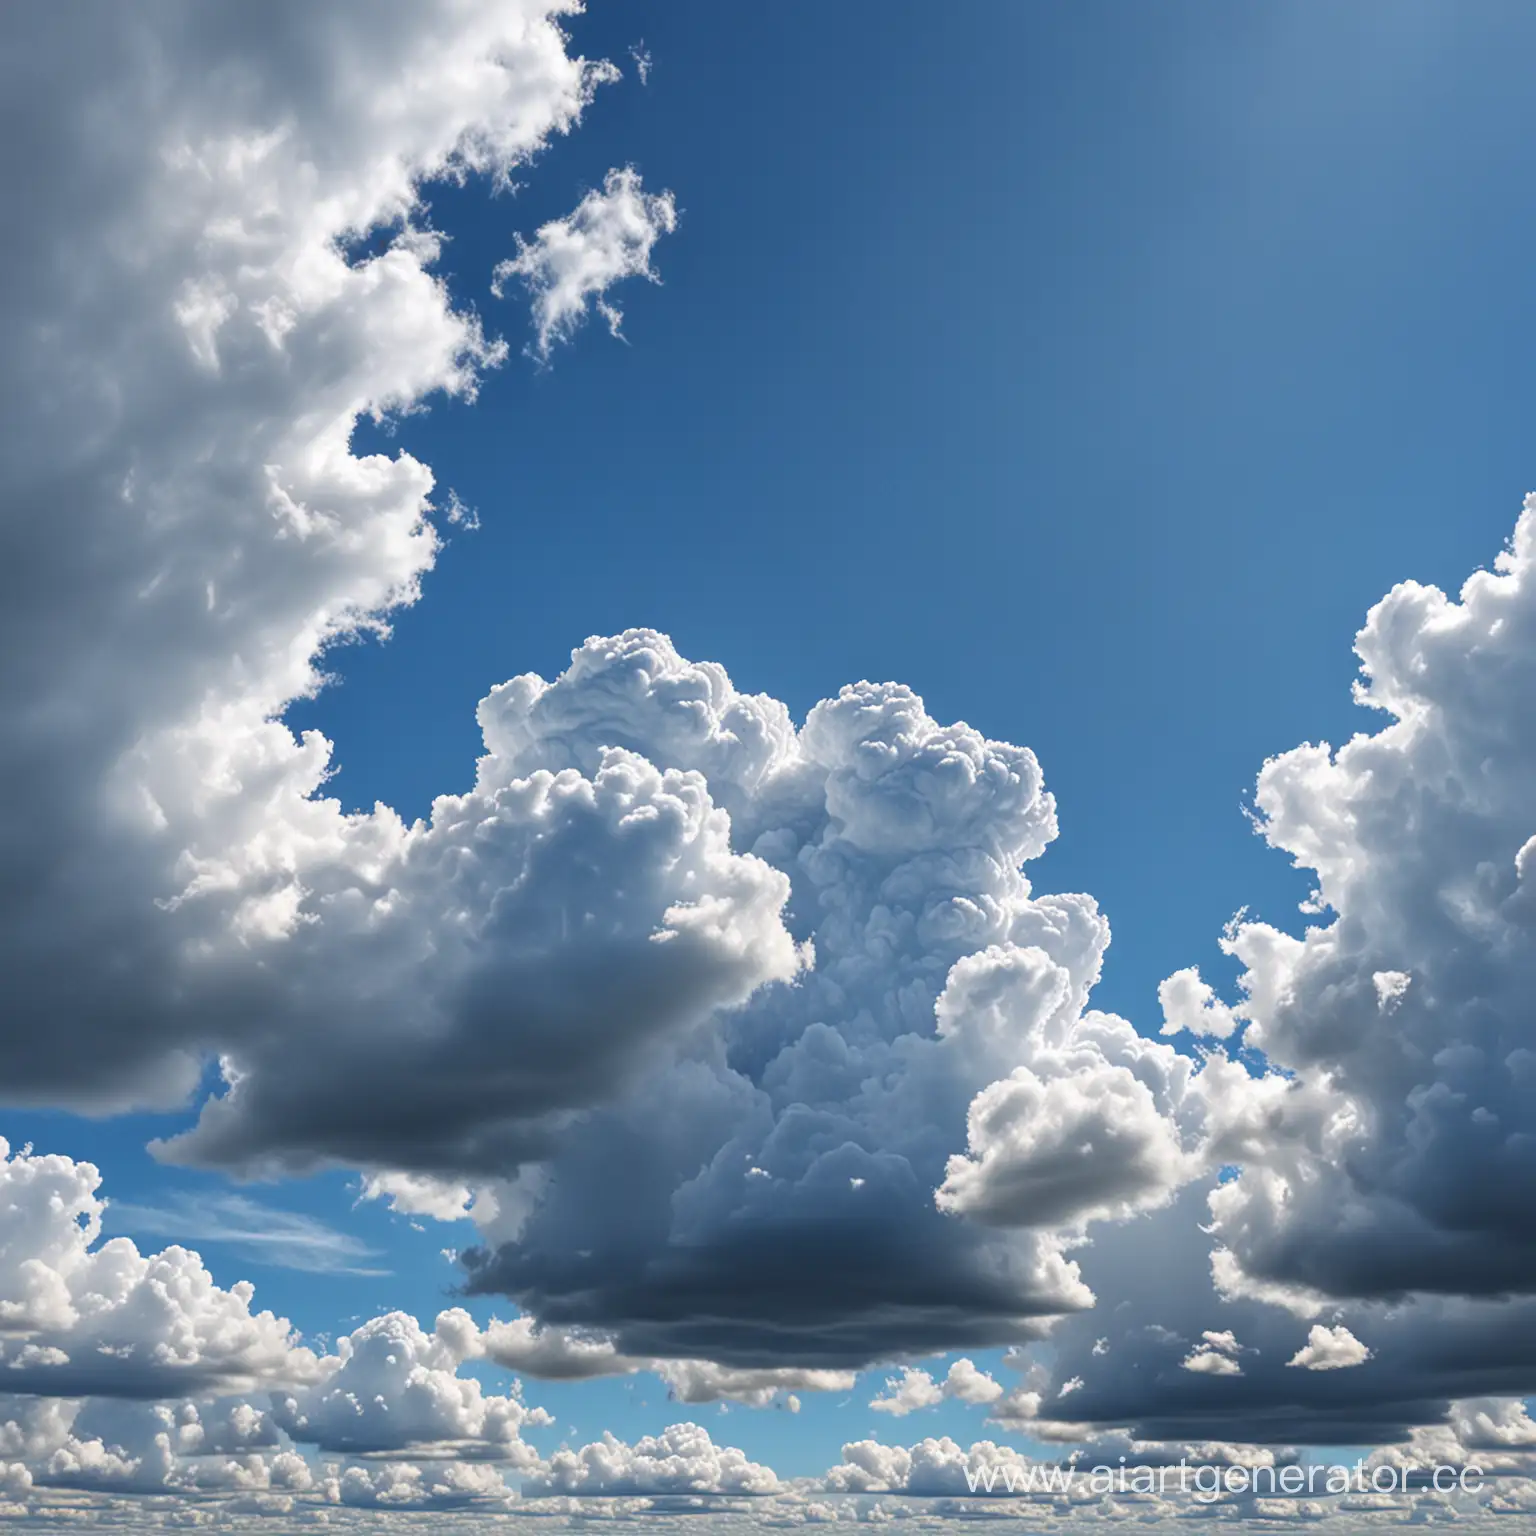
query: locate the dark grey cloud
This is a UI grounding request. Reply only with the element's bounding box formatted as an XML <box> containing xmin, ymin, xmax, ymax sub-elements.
<box><xmin>447</xmin><ymin>635</ymin><xmax>1254</xmax><ymax>1366</ymax></box>
<box><xmin>995</xmin><ymin>1184</ymin><xmax>1536</xmax><ymax>1450</ymax></box>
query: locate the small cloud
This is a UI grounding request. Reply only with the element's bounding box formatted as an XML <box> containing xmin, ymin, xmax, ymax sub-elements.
<box><xmin>1287</xmin><ymin>1324</ymin><xmax>1371</xmax><ymax>1371</ymax></box>
<box><xmin>1182</xmin><ymin>1330</ymin><xmax>1246</xmax><ymax>1376</ymax></box>
<box><xmin>492</xmin><ymin>166</ymin><xmax>677</xmax><ymax>362</ymax></box>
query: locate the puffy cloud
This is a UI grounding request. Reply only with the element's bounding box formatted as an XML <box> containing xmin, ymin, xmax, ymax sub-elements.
<box><xmin>0</xmin><ymin>0</ymin><xmax>617</xmax><ymax>1116</ymax></box>
<box><xmin>479</xmin><ymin>1316</ymin><xmax>642</xmax><ymax>1382</ymax></box>
<box><xmin>273</xmin><ymin>1309</ymin><xmax>550</xmax><ymax>1457</ymax></box>
<box><xmin>1288</xmin><ymin>1325</ymin><xmax>1371</xmax><ymax>1372</ymax></box>
<box><xmin>12</xmin><ymin>0</ymin><xmax>1536</xmax><ymax>1493</ymax></box>
<box><xmin>492</xmin><ymin>165</ymin><xmax>678</xmax><ymax>359</ymax></box>
<box><xmin>157</xmin><ymin>741</ymin><xmax>800</xmax><ymax>1177</ymax></box>
<box><xmin>868</xmin><ymin>1360</ymin><xmax>1002</xmax><ymax>1416</ymax></box>
<box><xmin>358</xmin><ymin>1172</ymin><xmax>483</xmax><ymax>1225</ymax></box>
<box><xmin>522</xmin><ymin>1421</ymin><xmax>778</xmax><ymax>1497</ymax></box>
<box><xmin>986</xmin><ymin>504</ymin><xmax>1536</xmax><ymax>1449</ymax></box>
<box><xmin>1192</xmin><ymin>501</ymin><xmax>1536</xmax><ymax>1310</ymax></box>
<box><xmin>1181</xmin><ymin>1331</ymin><xmax>1244</xmax><ymax>1377</ymax></box>
<box><xmin>330</xmin><ymin>1459</ymin><xmax>513</xmax><ymax>1509</ymax></box>
<box><xmin>869</xmin><ymin>1368</ymin><xmax>944</xmax><ymax>1417</ymax></box>
<box><xmin>0</xmin><ymin>0</ymin><xmax>785</xmax><ymax>1193</ymax></box>
<box><xmin>458</xmin><ymin>636</ymin><xmax>1278</xmax><ymax>1366</ymax></box>
<box><xmin>0</xmin><ymin>0</ymin><xmax>1273</xmax><ymax>1391</ymax></box>
<box><xmin>0</xmin><ymin>1391</ymin><xmax>311</xmax><ymax>1498</ymax></box>
<box><xmin>942</xmin><ymin>1358</ymin><xmax>1004</xmax><ymax>1407</ymax></box>
<box><xmin>1158</xmin><ymin>967</ymin><xmax>1241</xmax><ymax>1040</ymax></box>
<box><xmin>824</xmin><ymin>1437</ymin><xmax>1043</xmax><ymax>1498</ymax></box>
<box><xmin>935</xmin><ymin>1047</ymin><xmax>1191</xmax><ymax>1229</ymax></box>
<box><xmin>0</xmin><ymin>1140</ymin><xmax>318</xmax><ymax>1399</ymax></box>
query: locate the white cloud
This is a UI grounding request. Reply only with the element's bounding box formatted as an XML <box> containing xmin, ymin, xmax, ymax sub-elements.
<box><xmin>0</xmin><ymin>0</ymin><xmax>1278</xmax><ymax>1393</ymax></box>
<box><xmin>943</xmin><ymin>1357</ymin><xmax>1004</xmax><ymax>1406</ymax></box>
<box><xmin>0</xmin><ymin>1140</ymin><xmax>320</xmax><ymax>1399</ymax></box>
<box><xmin>9</xmin><ymin>0</ymin><xmax>1536</xmax><ymax>1507</ymax></box>
<box><xmin>493</xmin><ymin>166</ymin><xmax>678</xmax><ymax>359</ymax></box>
<box><xmin>869</xmin><ymin>1368</ymin><xmax>944</xmax><ymax>1417</ymax></box>
<box><xmin>1181</xmin><ymin>1329</ymin><xmax>1244</xmax><ymax>1376</ymax></box>
<box><xmin>868</xmin><ymin>1360</ymin><xmax>1002</xmax><ymax>1416</ymax></box>
<box><xmin>273</xmin><ymin>1309</ymin><xmax>550</xmax><ymax>1457</ymax></box>
<box><xmin>1202</xmin><ymin>500</ymin><xmax>1536</xmax><ymax>1310</ymax></box>
<box><xmin>358</xmin><ymin>1172</ymin><xmax>483</xmax><ymax>1224</ymax></box>
<box><xmin>825</xmin><ymin>1436</ymin><xmax>1039</xmax><ymax>1497</ymax></box>
<box><xmin>1158</xmin><ymin>967</ymin><xmax>1242</xmax><ymax>1039</ymax></box>
<box><xmin>522</xmin><ymin>1421</ymin><xmax>778</xmax><ymax>1496</ymax></box>
<box><xmin>1287</xmin><ymin>1324</ymin><xmax>1370</xmax><ymax>1371</ymax></box>
<box><xmin>480</xmin><ymin>1316</ymin><xmax>642</xmax><ymax>1382</ymax></box>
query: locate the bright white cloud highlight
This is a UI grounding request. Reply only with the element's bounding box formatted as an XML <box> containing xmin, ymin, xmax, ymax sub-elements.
<box><xmin>493</xmin><ymin>166</ymin><xmax>678</xmax><ymax>358</ymax></box>
<box><xmin>1287</xmin><ymin>1324</ymin><xmax>1370</xmax><ymax>1371</ymax></box>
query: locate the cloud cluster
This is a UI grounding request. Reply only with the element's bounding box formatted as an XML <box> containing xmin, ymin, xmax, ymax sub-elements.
<box><xmin>0</xmin><ymin>1140</ymin><xmax>319</xmax><ymax>1400</ymax></box>
<box><xmin>524</xmin><ymin>1422</ymin><xmax>779</xmax><ymax>1497</ymax></box>
<box><xmin>456</xmin><ymin>634</ymin><xmax>1271</xmax><ymax>1365</ymax></box>
<box><xmin>8</xmin><ymin>0</ymin><xmax>1536</xmax><ymax>1520</ymax></box>
<box><xmin>869</xmin><ymin>1360</ymin><xmax>1002</xmax><ymax>1417</ymax></box>
<box><xmin>1</xmin><ymin>0</ymin><xmax>725</xmax><ymax>1187</ymax></box>
<box><xmin>0</xmin><ymin>0</ymin><xmax>1266</xmax><ymax>1397</ymax></box>
<box><xmin>1198</xmin><ymin>504</ymin><xmax>1536</xmax><ymax>1312</ymax></box>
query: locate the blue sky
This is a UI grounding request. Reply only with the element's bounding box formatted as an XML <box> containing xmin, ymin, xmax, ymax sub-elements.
<box><xmin>294</xmin><ymin>0</ymin><xmax>1536</xmax><ymax>1018</ymax></box>
<box><xmin>135</xmin><ymin>0</ymin><xmax>1536</xmax><ymax>1433</ymax></box>
<box><xmin>9</xmin><ymin>1</ymin><xmax>1536</xmax><ymax>1525</ymax></box>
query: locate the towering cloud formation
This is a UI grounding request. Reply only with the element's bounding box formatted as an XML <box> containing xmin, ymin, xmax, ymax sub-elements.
<box><xmin>1203</xmin><ymin>503</ymin><xmax>1536</xmax><ymax>1308</ymax></box>
<box><xmin>996</xmin><ymin>505</ymin><xmax>1536</xmax><ymax>1446</ymax></box>
<box><xmin>0</xmin><ymin>0</ymin><xmax>1253</xmax><ymax>1389</ymax></box>
<box><xmin>453</xmin><ymin>633</ymin><xmax>1257</xmax><ymax>1363</ymax></box>
<box><xmin>0</xmin><ymin>0</ymin><xmax>686</xmax><ymax>1128</ymax></box>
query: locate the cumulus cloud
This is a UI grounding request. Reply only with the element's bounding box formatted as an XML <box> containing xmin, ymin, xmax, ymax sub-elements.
<box><xmin>1189</xmin><ymin>502</ymin><xmax>1536</xmax><ymax>1311</ymax></box>
<box><xmin>493</xmin><ymin>165</ymin><xmax>678</xmax><ymax>358</ymax></box>
<box><xmin>0</xmin><ymin>0</ymin><xmax>779</xmax><ymax>1195</ymax></box>
<box><xmin>1181</xmin><ymin>1330</ymin><xmax>1245</xmax><ymax>1377</ymax></box>
<box><xmin>869</xmin><ymin>1360</ymin><xmax>1002</xmax><ymax>1416</ymax></box>
<box><xmin>0</xmin><ymin>1144</ymin><xmax>564</xmax><ymax>1510</ymax></box>
<box><xmin>1288</xmin><ymin>1324</ymin><xmax>1371</xmax><ymax>1371</ymax></box>
<box><xmin>452</xmin><ymin>635</ymin><xmax>1289</xmax><ymax>1367</ymax></box>
<box><xmin>982</xmin><ymin>504</ymin><xmax>1536</xmax><ymax>1450</ymax></box>
<box><xmin>0</xmin><ymin>0</ymin><xmax>1278</xmax><ymax>1401</ymax></box>
<box><xmin>1158</xmin><ymin>967</ymin><xmax>1242</xmax><ymax>1039</ymax></box>
<box><xmin>0</xmin><ymin>1140</ymin><xmax>320</xmax><ymax>1400</ymax></box>
<box><xmin>655</xmin><ymin>1360</ymin><xmax>855</xmax><ymax>1408</ymax></box>
<box><xmin>522</xmin><ymin>1422</ymin><xmax>778</xmax><ymax>1497</ymax></box>
<box><xmin>480</xmin><ymin>1316</ymin><xmax>642</xmax><ymax>1382</ymax></box>
<box><xmin>272</xmin><ymin>1309</ymin><xmax>550</xmax><ymax>1457</ymax></box>
<box><xmin>824</xmin><ymin>1436</ymin><xmax>1042</xmax><ymax>1498</ymax></box>
<box><xmin>869</xmin><ymin>1368</ymin><xmax>945</xmax><ymax>1417</ymax></box>
<box><xmin>447</xmin><ymin>647</ymin><xmax>1168</xmax><ymax>1360</ymax></box>
<box><xmin>0</xmin><ymin>0</ymin><xmax>624</xmax><ymax>1117</ymax></box>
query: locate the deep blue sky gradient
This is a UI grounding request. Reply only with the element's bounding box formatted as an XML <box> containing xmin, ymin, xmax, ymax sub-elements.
<box><xmin>299</xmin><ymin>0</ymin><xmax>1536</xmax><ymax>1025</ymax></box>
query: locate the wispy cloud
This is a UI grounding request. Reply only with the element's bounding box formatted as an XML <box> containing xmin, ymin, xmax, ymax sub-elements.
<box><xmin>104</xmin><ymin>1191</ymin><xmax>389</xmax><ymax>1276</ymax></box>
